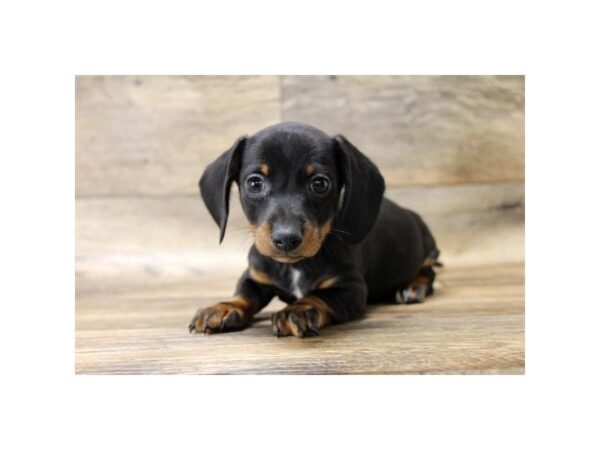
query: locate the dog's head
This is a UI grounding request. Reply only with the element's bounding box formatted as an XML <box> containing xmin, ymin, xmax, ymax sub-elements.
<box><xmin>200</xmin><ymin>122</ymin><xmax>385</xmax><ymax>263</ymax></box>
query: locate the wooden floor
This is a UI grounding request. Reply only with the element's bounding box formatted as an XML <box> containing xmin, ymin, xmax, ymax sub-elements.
<box><xmin>75</xmin><ymin>262</ymin><xmax>524</xmax><ymax>375</ymax></box>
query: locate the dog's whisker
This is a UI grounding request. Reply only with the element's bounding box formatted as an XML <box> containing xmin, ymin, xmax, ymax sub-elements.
<box><xmin>328</xmin><ymin>231</ymin><xmax>345</xmax><ymax>243</ymax></box>
<box><xmin>332</xmin><ymin>228</ymin><xmax>352</xmax><ymax>236</ymax></box>
<box><xmin>321</xmin><ymin>244</ymin><xmax>334</xmax><ymax>261</ymax></box>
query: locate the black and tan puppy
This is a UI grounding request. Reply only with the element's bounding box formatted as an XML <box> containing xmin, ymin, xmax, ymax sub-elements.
<box><xmin>189</xmin><ymin>122</ymin><xmax>441</xmax><ymax>338</ymax></box>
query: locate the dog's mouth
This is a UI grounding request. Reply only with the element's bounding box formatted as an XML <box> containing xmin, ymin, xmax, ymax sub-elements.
<box><xmin>258</xmin><ymin>245</ymin><xmax>313</xmax><ymax>264</ymax></box>
<box><xmin>250</xmin><ymin>220</ymin><xmax>332</xmax><ymax>264</ymax></box>
<box><xmin>271</xmin><ymin>255</ymin><xmax>305</xmax><ymax>264</ymax></box>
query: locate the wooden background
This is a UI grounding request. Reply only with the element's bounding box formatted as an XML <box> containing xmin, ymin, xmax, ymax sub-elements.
<box><xmin>75</xmin><ymin>75</ymin><xmax>525</xmax><ymax>374</ymax></box>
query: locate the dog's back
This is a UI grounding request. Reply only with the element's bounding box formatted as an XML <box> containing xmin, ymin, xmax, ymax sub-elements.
<box><xmin>359</xmin><ymin>198</ymin><xmax>440</xmax><ymax>302</ymax></box>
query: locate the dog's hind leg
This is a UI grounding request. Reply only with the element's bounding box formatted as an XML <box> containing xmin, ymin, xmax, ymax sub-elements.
<box><xmin>395</xmin><ymin>255</ymin><xmax>441</xmax><ymax>304</ymax></box>
<box><xmin>396</xmin><ymin>273</ymin><xmax>431</xmax><ymax>304</ymax></box>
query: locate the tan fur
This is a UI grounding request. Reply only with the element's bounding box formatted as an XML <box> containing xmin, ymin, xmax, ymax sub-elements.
<box><xmin>190</xmin><ymin>295</ymin><xmax>255</xmax><ymax>333</ymax></box>
<box><xmin>317</xmin><ymin>276</ymin><xmax>339</xmax><ymax>289</ymax></box>
<box><xmin>272</xmin><ymin>295</ymin><xmax>333</xmax><ymax>337</ymax></box>
<box><xmin>305</xmin><ymin>164</ymin><xmax>314</xmax><ymax>176</ymax></box>
<box><xmin>409</xmin><ymin>275</ymin><xmax>431</xmax><ymax>289</ymax></box>
<box><xmin>249</xmin><ymin>266</ymin><xmax>274</xmax><ymax>285</ymax></box>
<box><xmin>251</xmin><ymin>219</ymin><xmax>333</xmax><ymax>262</ymax></box>
<box><xmin>294</xmin><ymin>219</ymin><xmax>332</xmax><ymax>258</ymax></box>
<box><xmin>422</xmin><ymin>257</ymin><xmax>436</xmax><ymax>267</ymax></box>
<box><xmin>259</xmin><ymin>164</ymin><xmax>269</xmax><ymax>176</ymax></box>
<box><xmin>227</xmin><ymin>295</ymin><xmax>251</xmax><ymax>309</ymax></box>
<box><xmin>250</xmin><ymin>222</ymin><xmax>273</xmax><ymax>256</ymax></box>
<box><xmin>299</xmin><ymin>296</ymin><xmax>333</xmax><ymax>327</ymax></box>
<box><xmin>220</xmin><ymin>295</ymin><xmax>255</xmax><ymax>318</ymax></box>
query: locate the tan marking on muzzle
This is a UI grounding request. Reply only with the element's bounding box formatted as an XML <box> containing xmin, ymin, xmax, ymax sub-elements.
<box><xmin>251</xmin><ymin>219</ymin><xmax>333</xmax><ymax>261</ymax></box>
<box><xmin>250</xmin><ymin>222</ymin><xmax>273</xmax><ymax>256</ymax></box>
<box><xmin>294</xmin><ymin>219</ymin><xmax>333</xmax><ymax>258</ymax></box>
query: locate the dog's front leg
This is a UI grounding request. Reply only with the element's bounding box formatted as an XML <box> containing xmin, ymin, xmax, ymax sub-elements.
<box><xmin>271</xmin><ymin>275</ymin><xmax>367</xmax><ymax>338</ymax></box>
<box><xmin>189</xmin><ymin>269</ymin><xmax>275</xmax><ymax>334</ymax></box>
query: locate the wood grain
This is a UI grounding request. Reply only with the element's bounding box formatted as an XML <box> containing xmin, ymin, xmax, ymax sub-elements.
<box><xmin>76</xmin><ymin>76</ymin><xmax>280</xmax><ymax>196</ymax></box>
<box><xmin>76</xmin><ymin>76</ymin><xmax>525</xmax><ymax>196</ymax></box>
<box><xmin>75</xmin><ymin>180</ymin><xmax>523</xmax><ymax>279</ymax></box>
<box><xmin>74</xmin><ymin>75</ymin><xmax>526</xmax><ymax>374</ymax></box>
<box><xmin>75</xmin><ymin>263</ymin><xmax>524</xmax><ymax>374</ymax></box>
<box><xmin>283</xmin><ymin>75</ymin><xmax>524</xmax><ymax>186</ymax></box>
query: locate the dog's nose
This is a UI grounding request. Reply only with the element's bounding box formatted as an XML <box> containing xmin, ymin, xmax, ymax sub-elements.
<box><xmin>272</xmin><ymin>229</ymin><xmax>302</xmax><ymax>252</ymax></box>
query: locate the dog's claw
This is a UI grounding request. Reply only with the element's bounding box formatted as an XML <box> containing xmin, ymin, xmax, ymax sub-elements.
<box><xmin>271</xmin><ymin>303</ymin><xmax>326</xmax><ymax>338</ymax></box>
<box><xmin>189</xmin><ymin>303</ymin><xmax>247</xmax><ymax>336</ymax></box>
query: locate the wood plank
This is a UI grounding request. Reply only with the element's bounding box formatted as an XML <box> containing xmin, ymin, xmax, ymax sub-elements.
<box><xmin>282</xmin><ymin>75</ymin><xmax>524</xmax><ymax>186</ymax></box>
<box><xmin>386</xmin><ymin>181</ymin><xmax>524</xmax><ymax>266</ymax></box>
<box><xmin>75</xmin><ymin>181</ymin><xmax>523</xmax><ymax>279</ymax></box>
<box><xmin>75</xmin><ymin>263</ymin><xmax>524</xmax><ymax>374</ymax></box>
<box><xmin>76</xmin><ymin>76</ymin><xmax>524</xmax><ymax>196</ymax></box>
<box><xmin>76</xmin><ymin>76</ymin><xmax>281</xmax><ymax>196</ymax></box>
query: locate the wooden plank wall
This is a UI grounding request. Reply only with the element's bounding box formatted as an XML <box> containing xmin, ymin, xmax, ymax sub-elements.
<box><xmin>76</xmin><ymin>76</ymin><xmax>281</xmax><ymax>196</ymax></box>
<box><xmin>282</xmin><ymin>76</ymin><xmax>524</xmax><ymax>186</ymax></box>
<box><xmin>75</xmin><ymin>75</ymin><xmax>524</xmax><ymax>279</ymax></box>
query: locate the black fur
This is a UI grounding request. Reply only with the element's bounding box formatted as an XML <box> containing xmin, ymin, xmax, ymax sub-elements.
<box><xmin>199</xmin><ymin>136</ymin><xmax>246</xmax><ymax>243</ymax></box>
<box><xmin>333</xmin><ymin>134</ymin><xmax>385</xmax><ymax>244</ymax></box>
<box><xmin>191</xmin><ymin>122</ymin><xmax>440</xmax><ymax>336</ymax></box>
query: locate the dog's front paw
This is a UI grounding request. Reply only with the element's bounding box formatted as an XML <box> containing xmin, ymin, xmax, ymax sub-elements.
<box><xmin>189</xmin><ymin>301</ymin><xmax>248</xmax><ymax>334</ymax></box>
<box><xmin>271</xmin><ymin>297</ymin><xmax>331</xmax><ymax>338</ymax></box>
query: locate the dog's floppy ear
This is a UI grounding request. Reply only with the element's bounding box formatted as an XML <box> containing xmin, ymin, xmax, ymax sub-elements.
<box><xmin>333</xmin><ymin>134</ymin><xmax>385</xmax><ymax>244</ymax></box>
<box><xmin>199</xmin><ymin>136</ymin><xmax>246</xmax><ymax>243</ymax></box>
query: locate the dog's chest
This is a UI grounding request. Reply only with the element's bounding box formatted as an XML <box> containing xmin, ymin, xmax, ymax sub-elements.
<box><xmin>288</xmin><ymin>268</ymin><xmax>305</xmax><ymax>299</ymax></box>
<box><xmin>269</xmin><ymin>265</ymin><xmax>326</xmax><ymax>301</ymax></box>
<box><xmin>273</xmin><ymin>267</ymin><xmax>314</xmax><ymax>301</ymax></box>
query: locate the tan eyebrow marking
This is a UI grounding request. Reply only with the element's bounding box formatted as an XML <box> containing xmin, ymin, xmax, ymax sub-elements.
<box><xmin>259</xmin><ymin>164</ymin><xmax>269</xmax><ymax>176</ymax></box>
<box><xmin>305</xmin><ymin>164</ymin><xmax>314</xmax><ymax>176</ymax></box>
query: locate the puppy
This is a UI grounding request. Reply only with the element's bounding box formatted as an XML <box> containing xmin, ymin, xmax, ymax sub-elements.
<box><xmin>189</xmin><ymin>122</ymin><xmax>441</xmax><ymax>337</ymax></box>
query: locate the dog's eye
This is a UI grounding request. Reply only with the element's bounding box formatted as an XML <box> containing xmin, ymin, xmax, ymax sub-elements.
<box><xmin>310</xmin><ymin>175</ymin><xmax>330</xmax><ymax>194</ymax></box>
<box><xmin>246</xmin><ymin>175</ymin><xmax>264</xmax><ymax>194</ymax></box>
